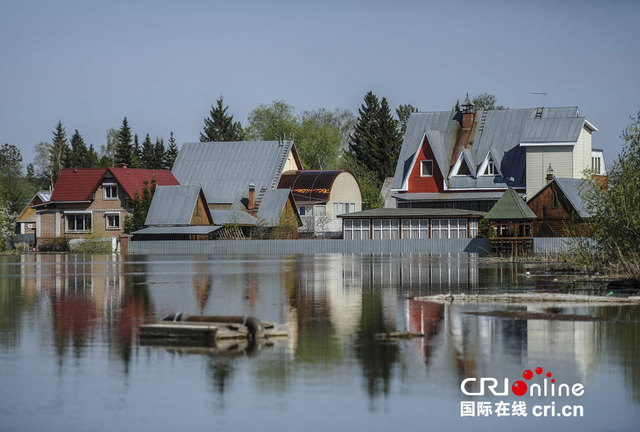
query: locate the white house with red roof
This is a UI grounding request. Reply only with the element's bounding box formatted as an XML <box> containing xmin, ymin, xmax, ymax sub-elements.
<box><xmin>33</xmin><ymin>167</ymin><xmax>178</xmax><ymax>247</ymax></box>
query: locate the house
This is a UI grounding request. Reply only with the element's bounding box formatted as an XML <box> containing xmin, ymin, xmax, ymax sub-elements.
<box><xmin>338</xmin><ymin>208</ymin><xmax>484</xmax><ymax>239</ymax></box>
<box><xmin>34</xmin><ymin>167</ymin><xmax>179</xmax><ymax>246</ymax></box>
<box><xmin>15</xmin><ymin>190</ymin><xmax>51</xmax><ymax>234</ymax></box>
<box><xmin>485</xmin><ymin>187</ymin><xmax>537</xmax><ymax>253</ymax></box>
<box><xmin>277</xmin><ymin>170</ymin><xmax>362</xmax><ymax>238</ymax></box>
<box><xmin>390</xmin><ymin>103</ymin><xmax>599</xmax><ymax>210</ymax></box>
<box><xmin>132</xmin><ymin>185</ymin><xmax>221</xmax><ymax>240</ymax></box>
<box><xmin>527</xmin><ymin>177</ymin><xmax>595</xmax><ymax>237</ymax></box>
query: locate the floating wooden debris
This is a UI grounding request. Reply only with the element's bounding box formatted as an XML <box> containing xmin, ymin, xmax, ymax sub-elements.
<box><xmin>465</xmin><ymin>310</ymin><xmax>606</xmax><ymax>322</ymax></box>
<box><xmin>414</xmin><ymin>293</ymin><xmax>640</xmax><ymax>305</ymax></box>
<box><xmin>375</xmin><ymin>331</ymin><xmax>424</xmax><ymax>340</ymax></box>
<box><xmin>139</xmin><ymin>314</ymin><xmax>288</xmax><ymax>347</ymax></box>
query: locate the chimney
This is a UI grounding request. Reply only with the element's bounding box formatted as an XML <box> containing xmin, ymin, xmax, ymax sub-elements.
<box><xmin>248</xmin><ymin>184</ymin><xmax>256</xmax><ymax>210</ymax></box>
<box><xmin>460</xmin><ymin>93</ymin><xmax>475</xmax><ymax>130</ymax></box>
<box><xmin>545</xmin><ymin>163</ymin><xmax>554</xmax><ymax>184</ymax></box>
<box><xmin>119</xmin><ymin>162</ymin><xmax>128</xmax><ymax>168</ymax></box>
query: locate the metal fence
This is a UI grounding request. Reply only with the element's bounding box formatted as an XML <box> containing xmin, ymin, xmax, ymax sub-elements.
<box><xmin>533</xmin><ymin>237</ymin><xmax>596</xmax><ymax>254</ymax></box>
<box><xmin>129</xmin><ymin>238</ymin><xmax>491</xmax><ymax>255</ymax></box>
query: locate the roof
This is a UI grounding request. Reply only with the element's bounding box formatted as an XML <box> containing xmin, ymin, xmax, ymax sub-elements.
<box><xmin>278</xmin><ymin>170</ymin><xmax>347</xmax><ymax>203</ymax></box>
<box><xmin>16</xmin><ymin>190</ymin><xmax>52</xmax><ymax>221</ymax></box>
<box><xmin>132</xmin><ymin>226</ymin><xmax>221</xmax><ymax>235</ymax></box>
<box><xmin>393</xmin><ymin>191</ymin><xmax>507</xmax><ymax>202</ymax></box>
<box><xmin>527</xmin><ymin>177</ymin><xmax>594</xmax><ymax>218</ymax></box>
<box><xmin>257</xmin><ymin>189</ymin><xmax>298</xmax><ymax>226</ymax></box>
<box><xmin>338</xmin><ymin>207</ymin><xmax>486</xmax><ymax>219</ymax></box>
<box><xmin>485</xmin><ymin>187</ymin><xmax>537</xmax><ymax>220</ymax></box>
<box><xmin>144</xmin><ymin>185</ymin><xmax>203</xmax><ymax>226</ymax></box>
<box><xmin>50</xmin><ymin>168</ymin><xmax>178</xmax><ymax>202</ymax></box>
<box><xmin>210</xmin><ymin>209</ymin><xmax>258</xmax><ymax>226</ymax></box>
<box><xmin>392</xmin><ymin>107</ymin><xmax>590</xmax><ymax>192</ymax></box>
<box><xmin>171</xmin><ymin>140</ymin><xmax>298</xmax><ymax>204</ymax></box>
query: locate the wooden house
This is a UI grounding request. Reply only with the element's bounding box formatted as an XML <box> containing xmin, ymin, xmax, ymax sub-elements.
<box><xmin>485</xmin><ymin>187</ymin><xmax>536</xmax><ymax>253</ymax></box>
<box><xmin>15</xmin><ymin>190</ymin><xmax>51</xmax><ymax>234</ymax></box>
<box><xmin>526</xmin><ymin>177</ymin><xmax>594</xmax><ymax>237</ymax></box>
<box><xmin>390</xmin><ymin>104</ymin><xmax>600</xmax><ymax>209</ymax></box>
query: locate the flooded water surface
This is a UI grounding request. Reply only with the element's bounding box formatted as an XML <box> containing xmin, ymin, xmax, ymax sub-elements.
<box><xmin>1</xmin><ymin>253</ymin><xmax>639</xmax><ymax>432</ymax></box>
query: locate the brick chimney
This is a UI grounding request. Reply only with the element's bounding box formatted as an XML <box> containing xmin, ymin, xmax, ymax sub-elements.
<box><xmin>546</xmin><ymin>163</ymin><xmax>554</xmax><ymax>184</ymax></box>
<box><xmin>460</xmin><ymin>94</ymin><xmax>475</xmax><ymax>130</ymax></box>
<box><xmin>248</xmin><ymin>184</ymin><xmax>256</xmax><ymax>210</ymax></box>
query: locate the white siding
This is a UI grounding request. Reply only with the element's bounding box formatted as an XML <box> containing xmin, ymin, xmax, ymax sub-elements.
<box><xmin>573</xmin><ymin>127</ymin><xmax>593</xmax><ymax>179</ymax></box>
<box><xmin>327</xmin><ymin>172</ymin><xmax>363</xmax><ymax>217</ymax></box>
<box><xmin>525</xmin><ymin>146</ymin><xmax>574</xmax><ymax>198</ymax></box>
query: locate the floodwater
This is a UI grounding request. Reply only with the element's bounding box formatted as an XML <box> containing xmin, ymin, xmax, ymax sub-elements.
<box><xmin>0</xmin><ymin>253</ymin><xmax>639</xmax><ymax>432</ymax></box>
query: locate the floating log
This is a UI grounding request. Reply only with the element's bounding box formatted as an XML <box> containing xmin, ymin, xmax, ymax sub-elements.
<box><xmin>375</xmin><ymin>331</ymin><xmax>425</xmax><ymax>340</ymax></box>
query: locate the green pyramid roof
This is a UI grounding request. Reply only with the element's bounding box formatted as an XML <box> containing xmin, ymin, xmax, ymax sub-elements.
<box><xmin>486</xmin><ymin>187</ymin><xmax>536</xmax><ymax>220</ymax></box>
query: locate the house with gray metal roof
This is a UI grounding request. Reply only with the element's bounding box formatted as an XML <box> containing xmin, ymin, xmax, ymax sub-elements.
<box><xmin>526</xmin><ymin>177</ymin><xmax>596</xmax><ymax>237</ymax></box>
<box><xmin>390</xmin><ymin>104</ymin><xmax>600</xmax><ymax>210</ymax></box>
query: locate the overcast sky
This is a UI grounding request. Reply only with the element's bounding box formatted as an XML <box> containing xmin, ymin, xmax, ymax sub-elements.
<box><xmin>1</xmin><ymin>0</ymin><xmax>639</xmax><ymax>168</ymax></box>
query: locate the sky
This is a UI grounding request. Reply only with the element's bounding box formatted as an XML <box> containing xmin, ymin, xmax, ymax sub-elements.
<box><xmin>1</xmin><ymin>0</ymin><xmax>639</xmax><ymax>168</ymax></box>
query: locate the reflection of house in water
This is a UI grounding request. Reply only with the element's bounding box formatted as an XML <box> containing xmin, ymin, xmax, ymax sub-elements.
<box><xmin>407</xmin><ymin>300</ymin><xmax>444</xmax><ymax>364</ymax></box>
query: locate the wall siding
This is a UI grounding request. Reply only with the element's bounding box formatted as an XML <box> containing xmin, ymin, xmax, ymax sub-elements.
<box><xmin>525</xmin><ymin>146</ymin><xmax>574</xmax><ymax>198</ymax></box>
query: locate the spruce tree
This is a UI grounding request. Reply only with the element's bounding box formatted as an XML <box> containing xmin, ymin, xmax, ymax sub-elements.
<box><xmin>51</xmin><ymin>121</ymin><xmax>70</xmax><ymax>184</ymax></box>
<box><xmin>377</xmin><ymin>97</ymin><xmax>403</xmax><ymax>181</ymax></box>
<box><xmin>131</xmin><ymin>134</ymin><xmax>141</xmax><ymax>168</ymax></box>
<box><xmin>141</xmin><ymin>134</ymin><xmax>155</xmax><ymax>168</ymax></box>
<box><xmin>200</xmin><ymin>96</ymin><xmax>244</xmax><ymax>142</ymax></box>
<box><xmin>87</xmin><ymin>144</ymin><xmax>99</xmax><ymax>168</ymax></box>
<box><xmin>68</xmin><ymin>129</ymin><xmax>90</xmax><ymax>167</ymax></box>
<box><xmin>154</xmin><ymin>138</ymin><xmax>166</xmax><ymax>169</ymax></box>
<box><xmin>164</xmin><ymin>131</ymin><xmax>179</xmax><ymax>169</ymax></box>
<box><xmin>115</xmin><ymin>117</ymin><xmax>134</xmax><ymax>167</ymax></box>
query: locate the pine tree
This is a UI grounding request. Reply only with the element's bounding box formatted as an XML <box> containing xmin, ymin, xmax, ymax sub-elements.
<box><xmin>348</xmin><ymin>92</ymin><xmax>402</xmax><ymax>185</ymax></box>
<box><xmin>51</xmin><ymin>121</ymin><xmax>70</xmax><ymax>184</ymax></box>
<box><xmin>164</xmin><ymin>131</ymin><xmax>179</xmax><ymax>169</ymax></box>
<box><xmin>87</xmin><ymin>144</ymin><xmax>99</xmax><ymax>168</ymax></box>
<box><xmin>200</xmin><ymin>96</ymin><xmax>244</xmax><ymax>142</ymax></box>
<box><xmin>131</xmin><ymin>134</ymin><xmax>141</xmax><ymax>168</ymax></box>
<box><xmin>141</xmin><ymin>134</ymin><xmax>155</xmax><ymax>168</ymax></box>
<box><xmin>115</xmin><ymin>117</ymin><xmax>133</xmax><ymax>167</ymax></box>
<box><xmin>68</xmin><ymin>129</ymin><xmax>90</xmax><ymax>167</ymax></box>
<box><xmin>154</xmin><ymin>138</ymin><xmax>166</xmax><ymax>169</ymax></box>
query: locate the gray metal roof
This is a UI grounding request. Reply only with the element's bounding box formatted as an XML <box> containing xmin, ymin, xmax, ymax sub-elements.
<box><xmin>393</xmin><ymin>191</ymin><xmax>509</xmax><ymax>202</ymax></box>
<box><xmin>392</xmin><ymin>107</ymin><xmax>587</xmax><ymax>192</ymax></box>
<box><xmin>257</xmin><ymin>189</ymin><xmax>294</xmax><ymax>226</ymax></box>
<box><xmin>520</xmin><ymin>117</ymin><xmax>585</xmax><ymax>143</ymax></box>
<box><xmin>210</xmin><ymin>209</ymin><xmax>258</xmax><ymax>226</ymax></box>
<box><xmin>171</xmin><ymin>140</ymin><xmax>295</xmax><ymax>204</ymax></box>
<box><xmin>36</xmin><ymin>191</ymin><xmax>52</xmax><ymax>202</ymax></box>
<box><xmin>339</xmin><ymin>207</ymin><xmax>486</xmax><ymax>218</ymax></box>
<box><xmin>144</xmin><ymin>185</ymin><xmax>202</xmax><ymax>226</ymax></box>
<box><xmin>528</xmin><ymin>177</ymin><xmax>594</xmax><ymax>218</ymax></box>
<box><xmin>133</xmin><ymin>226</ymin><xmax>221</xmax><ymax>235</ymax></box>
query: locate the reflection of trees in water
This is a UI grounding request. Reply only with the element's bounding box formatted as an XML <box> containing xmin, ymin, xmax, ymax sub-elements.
<box><xmin>207</xmin><ymin>358</ymin><xmax>235</xmax><ymax>401</ymax></box>
<box><xmin>598</xmin><ymin>306</ymin><xmax>640</xmax><ymax>403</ymax></box>
<box><xmin>0</xmin><ymin>263</ymin><xmax>27</xmax><ymax>348</ymax></box>
<box><xmin>355</xmin><ymin>286</ymin><xmax>399</xmax><ymax>398</ymax></box>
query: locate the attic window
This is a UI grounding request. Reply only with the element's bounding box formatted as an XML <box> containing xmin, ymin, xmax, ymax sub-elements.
<box><xmin>420</xmin><ymin>160</ymin><xmax>433</xmax><ymax>177</ymax></box>
<box><xmin>455</xmin><ymin>159</ymin><xmax>471</xmax><ymax>176</ymax></box>
<box><xmin>484</xmin><ymin>157</ymin><xmax>496</xmax><ymax>175</ymax></box>
<box><xmin>103</xmin><ymin>183</ymin><xmax>118</xmax><ymax>200</ymax></box>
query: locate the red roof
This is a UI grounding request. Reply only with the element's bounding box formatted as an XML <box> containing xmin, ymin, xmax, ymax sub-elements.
<box><xmin>50</xmin><ymin>168</ymin><xmax>179</xmax><ymax>202</ymax></box>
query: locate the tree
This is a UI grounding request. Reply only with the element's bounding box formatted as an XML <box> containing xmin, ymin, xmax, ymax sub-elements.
<box><xmin>123</xmin><ymin>180</ymin><xmax>156</xmax><ymax>234</ymax></box>
<box><xmin>140</xmin><ymin>134</ymin><xmax>155</xmax><ymax>168</ymax></box>
<box><xmin>164</xmin><ymin>131</ymin><xmax>179</xmax><ymax>169</ymax></box>
<box><xmin>348</xmin><ymin>91</ymin><xmax>402</xmax><ymax>185</ymax></box>
<box><xmin>68</xmin><ymin>129</ymin><xmax>91</xmax><ymax>168</ymax></box>
<box><xmin>0</xmin><ymin>143</ymin><xmax>32</xmax><ymax>215</ymax></box>
<box><xmin>0</xmin><ymin>199</ymin><xmax>16</xmax><ymax>249</ymax></box>
<box><xmin>300</xmin><ymin>108</ymin><xmax>356</xmax><ymax>150</ymax></box>
<box><xmin>200</xmin><ymin>96</ymin><xmax>244</xmax><ymax>142</ymax></box>
<box><xmin>86</xmin><ymin>144</ymin><xmax>99</xmax><ymax>168</ymax></box>
<box><xmin>154</xmin><ymin>138</ymin><xmax>166</xmax><ymax>169</ymax></box>
<box><xmin>396</xmin><ymin>104</ymin><xmax>418</xmax><ymax>135</ymax></box>
<box><xmin>457</xmin><ymin>93</ymin><xmax>506</xmax><ymax>111</ymax></box>
<box><xmin>99</xmin><ymin>128</ymin><xmax>119</xmax><ymax>167</ymax></box>
<box><xmin>246</xmin><ymin>100</ymin><xmax>298</xmax><ymax>140</ymax></box>
<box><xmin>583</xmin><ymin>110</ymin><xmax>640</xmax><ymax>271</ymax></box>
<box><xmin>50</xmin><ymin>121</ymin><xmax>70</xmax><ymax>184</ymax></box>
<box><xmin>295</xmin><ymin>119</ymin><xmax>342</xmax><ymax>169</ymax></box>
<box><xmin>115</xmin><ymin>117</ymin><xmax>134</xmax><ymax>167</ymax></box>
<box><xmin>131</xmin><ymin>134</ymin><xmax>141</xmax><ymax>168</ymax></box>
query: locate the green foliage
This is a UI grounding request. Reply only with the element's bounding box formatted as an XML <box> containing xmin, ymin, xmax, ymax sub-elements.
<box><xmin>200</xmin><ymin>96</ymin><xmax>244</xmax><ymax>142</ymax></box>
<box><xmin>340</xmin><ymin>153</ymin><xmax>383</xmax><ymax>210</ymax></box>
<box><xmin>154</xmin><ymin>138</ymin><xmax>166</xmax><ymax>169</ymax></box>
<box><xmin>67</xmin><ymin>129</ymin><xmax>95</xmax><ymax>168</ymax></box>
<box><xmin>295</xmin><ymin>119</ymin><xmax>342</xmax><ymax>169</ymax></box>
<box><xmin>99</xmin><ymin>128</ymin><xmax>118</xmax><ymax>167</ymax></box>
<box><xmin>348</xmin><ymin>91</ymin><xmax>403</xmax><ymax>186</ymax></box>
<box><xmin>246</xmin><ymin>100</ymin><xmax>298</xmax><ymax>140</ymax></box>
<box><xmin>164</xmin><ymin>131</ymin><xmax>179</xmax><ymax>169</ymax></box>
<box><xmin>579</xmin><ymin>110</ymin><xmax>640</xmax><ymax>276</ymax></box>
<box><xmin>51</xmin><ymin>121</ymin><xmax>70</xmax><ymax>184</ymax></box>
<box><xmin>396</xmin><ymin>104</ymin><xmax>418</xmax><ymax>135</ymax></box>
<box><xmin>115</xmin><ymin>117</ymin><xmax>134</xmax><ymax>166</ymax></box>
<box><xmin>476</xmin><ymin>217</ymin><xmax>495</xmax><ymax>238</ymax></box>
<box><xmin>0</xmin><ymin>199</ymin><xmax>17</xmax><ymax>250</ymax></box>
<box><xmin>123</xmin><ymin>180</ymin><xmax>156</xmax><ymax>234</ymax></box>
<box><xmin>0</xmin><ymin>143</ymin><xmax>34</xmax><ymax>215</ymax></box>
<box><xmin>141</xmin><ymin>134</ymin><xmax>155</xmax><ymax>168</ymax></box>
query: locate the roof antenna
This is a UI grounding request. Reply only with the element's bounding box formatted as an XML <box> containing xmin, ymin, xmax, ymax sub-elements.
<box><xmin>530</xmin><ymin>92</ymin><xmax>547</xmax><ymax>106</ymax></box>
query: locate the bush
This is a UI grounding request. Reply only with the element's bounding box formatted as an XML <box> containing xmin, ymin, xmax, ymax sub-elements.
<box><xmin>37</xmin><ymin>238</ymin><xmax>70</xmax><ymax>252</ymax></box>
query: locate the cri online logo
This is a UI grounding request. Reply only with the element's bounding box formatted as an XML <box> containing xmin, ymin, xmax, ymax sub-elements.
<box><xmin>461</xmin><ymin>367</ymin><xmax>584</xmax><ymax>397</ymax></box>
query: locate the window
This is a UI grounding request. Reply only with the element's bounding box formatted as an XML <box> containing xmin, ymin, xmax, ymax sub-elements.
<box><xmin>469</xmin><ymin>219</ymin><xmax>478</xmax><ymax>237</ymax></box>
<box><xmin>431</xmin><ymin>218</ymin><xmax>468</xmax><ymax>239</ymax></box>
<box><xmin>401</xmin><ymin>219</ymin><xmax>428</xmax><ymax>239</ymax></box>
<box><xmin>299</xmin><ymin>206</ymin><xmax>306</xmax><ymax>216</ymax></box>
<box><xmin>106</xmin><ymin>212</ymin><xmax>120</xmax><ymax>230</ymax></box>
<box><xmin>103</xmin><ymin>183</ymin><xmax>118</xmax><ymax>200</ymax></box>
<box><xmin>484</xmin><ymin>157</ymin><xmax>496</xmax><ymax>175</ymax></box>
<box><xmin>344</xmin><ymin>219</ymin><xmax>370</xmax><ymax>239</ymax></box>
<box><xmin>591</xmin><ymin>157</ymin><xmax>602</xmax><ymax>175</ymax></box>
<box><xmin>372</xmin><ymin>219</ymin><xmax>399</xmax><ymax>239</ymax></box>
<box><xmin>420</xmin><ymin>160</ymin><xmax>433</xmax><ymax>177</ymax></box>
<box><xmin>456</xmin><ymin>159</ymin><xmax>471</xmax><ymax>176</ymax></box>
<box><xmin>333</xmin><ymin>202</ymin><xmax>356</xmax><ymax>216</ymax></box>
<box><xmin>66</xmin><ymin>212</ymin><xmax>92</xmax><ymax>232</ymax></box>
<box><xmin>552</xmin><ymin>189</ymin><xmax>559</xmax><ymax>209</ymax></box>
<box><xmin>315</xmin><ymin>205</ymin><xmax>326</xmax><ymax>216</ymax></box>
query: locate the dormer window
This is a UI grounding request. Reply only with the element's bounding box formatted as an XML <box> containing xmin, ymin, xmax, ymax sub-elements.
<box><xmin>420</xmin><ymin>160</ymin><xmax>433</xmax><ymax>177</ymax></box>
<box><xmin>450</xmin><ymin>151</ymin><xmax>475</xmax><ymax>177</ymax></box>
<box><xmin>479</xmin><ymin>152</ymin><xmax>502</xmax><ymax>177</ymax></box>
<box><xmin>103</xmin><ymin>183</ymin><xmax>118</xmax><ymax>200</ymax></box>
<box><xmin>484</xmin><ymin>157</ymin><xmax>496</xmax><ymax>175</ymax></box>
<box><xmin>457</xmin><ymin>159</ymin><xmax>471</xmax><ymax>175</ymax></box>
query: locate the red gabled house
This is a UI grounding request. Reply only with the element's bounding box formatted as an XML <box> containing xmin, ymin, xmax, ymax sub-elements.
<box><xmin>34</xmin><ymin>167</ymin><xmax>179</xmax><ymax>246</ymax></box>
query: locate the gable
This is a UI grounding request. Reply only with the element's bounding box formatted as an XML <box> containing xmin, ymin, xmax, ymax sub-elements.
<box><xmin>405</xmin><ymin>136</ymin><xmax>445</xmax><ymax>193</ymax></box>
<box><xmin>190</xmin><ymin>190</ymin><xmax>214</xmax><ymax>226</ymax></box>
